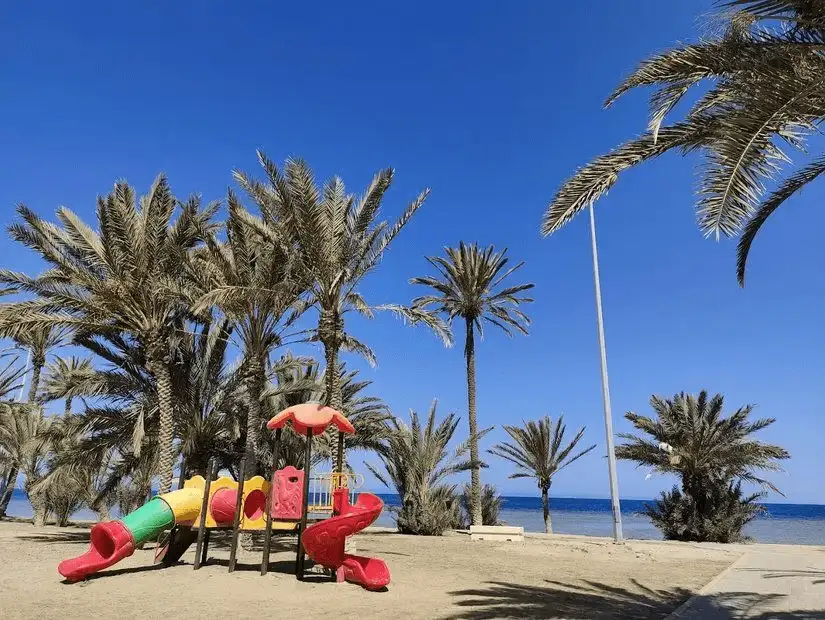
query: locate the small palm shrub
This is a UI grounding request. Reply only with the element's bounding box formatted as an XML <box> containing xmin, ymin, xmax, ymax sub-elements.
<box><xmin>647</xmin><ymin>481</ymin><xmax>765</xmax><ymax>543</ymax></box>
<box><xmin>366</xmin><ymin>401</ymin><xmax>471</xmax><ymax>536</ymax></box>
<box><xmin>460</xmin><ymin>483</ymin><xmax>502</xmax><ymax>528</ymax></box>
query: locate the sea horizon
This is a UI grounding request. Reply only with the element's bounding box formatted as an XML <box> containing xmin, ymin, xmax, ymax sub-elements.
<box><xmin>7</xmin><ymin>489</ymin><xmax>825</xmax><ymax>546</ymax></box>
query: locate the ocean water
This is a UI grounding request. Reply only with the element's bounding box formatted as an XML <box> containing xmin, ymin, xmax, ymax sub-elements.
<box><xmin>373</xmin><ymin>494</ymin><xmax>825</xmax><ymax>545</ymax></box>
<box><xmin>8</xmin><ymin>490</ymin><xmax>825</xmax><ymax>545</ymax></box>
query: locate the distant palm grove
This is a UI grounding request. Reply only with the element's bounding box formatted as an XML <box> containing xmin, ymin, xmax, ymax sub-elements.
<box><xmin>1</xmin><ymin>0</ymin><xmax>811</xmax><ymax>542</ymax></box>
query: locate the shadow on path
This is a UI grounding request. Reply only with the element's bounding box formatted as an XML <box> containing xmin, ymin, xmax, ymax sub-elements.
<box><xmin>446</xmin><ymin>579</ymin><xmax>825</xmax><ymax>619</ymax></box>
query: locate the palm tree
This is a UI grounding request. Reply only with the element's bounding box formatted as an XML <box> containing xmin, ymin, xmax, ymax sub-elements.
<box><xmin>192</xmin><ymin>193</ymin><xmax>306</xmax><ymax>476</ymax></box>
<box><xmin>0</xmin><ymin>326</ymin><xmax>65</xmax><ymax>518</ymax></box>
<box><xmin>40</xmin><ymin>356</ymin><xmax>95</xmax><ymax>415</ymax></box>
<box><xmin>366</xmin><ymin>401</ymin><xmax>477</xmax><ymax>536</ymax></box>
<box><xmin>410</xmin><ymin>242</ymin><xmax>534</xmax><ymax>525</ymax></box>
<box><xmin>0</xmin><ymin>403</ymin><xmax>52</xmax><ymax>525</ymax></box>
<box><xmin>490</xmin><ymin>416</ymin><xmax>595</xmax><ymax>534</ymax></box>
<box><xmin>541</xmin><ymin>1</ymin><xmax>825</xmax><ymax>284</ymax></box>
<box><xmin>616</xmin><ymin>391</ymin><xmax>790</xmax><ymax>542</ymax></box>
<box><xmin>0</xmin><ymin>177</ymin><xmax>217</xmax><ymax>493</ymax></box>
<box><xmin>234</xmin><ymin>153</ymin><xmax>449</xmax><ymax>469</ymax></box>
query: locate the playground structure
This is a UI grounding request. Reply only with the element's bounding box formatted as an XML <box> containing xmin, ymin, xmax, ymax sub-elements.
<box><xmin>58</xmin><ymin>403</ymin><xmax>390</xmax><ymax>591</ymax></box>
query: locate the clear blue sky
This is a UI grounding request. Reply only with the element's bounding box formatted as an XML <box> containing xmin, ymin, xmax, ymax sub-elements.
<box><xmin>2</xmin><ymin>2</ymin><xmax>823</xmax><ymax>503</ymax></box>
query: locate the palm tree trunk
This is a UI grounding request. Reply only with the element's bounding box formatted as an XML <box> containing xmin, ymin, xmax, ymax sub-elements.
<box><xmin>152</xmin><ymin>359</ymin><xmax>176</xmax><ymax>495</ymax></box>
<box><xmin>542</xmin><ymin>487</ymin><xmax>552</xmax><ymax>534</ymax></box>
<box><xmin>244</xmin><ymin>358</ymin><xmax>265</xmax><ymax>478</ymax></box>
<box><xmin>464</xmin><ymin>317</ymin><xmax>482</xmax><ymax>527</ymax></box>
<box><xmin>320</xmin><ymin>310</ymin><xmax>345</xmax><ymax>472</ymax></box>
<box><xmin>31</xmin><ymin>494</ymin><xmax>47</xmax><ymax>527</ymax></box>
<box><xmin>64</xmin><ymin>396</ymin><xmax>72</xmax><ymax>417</ymax></box>
<box><xmin>28</xmin><ymin>355</ymin><xmax>44</xmax><ymax>403</ymax></box>
<box><xmin>324</xmin><ymin>341</ymin><xmax>345</xmax><ymax>471</ymax></box>
<box><xmin>0</xmin><ymin>469</ymin><xmax>18</xmax><ymax>517</ymax></box>
<box><xmin>25</xmin><ymin>355</ymin><xmax>48</xmax><ymax>524</ymax></box>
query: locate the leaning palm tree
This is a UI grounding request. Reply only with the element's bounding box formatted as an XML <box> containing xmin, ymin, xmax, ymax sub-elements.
<box><xmin>40</xmin><ymin>356</ymin><xmax>95</xmax><ymax>415</ymax></box>
<box><xmin>0</xmin><ymin>177</ymin><xmax>217</xmax><ymax>493</ymax></box>
<box><xmin>617</xmin><ymin>391</ymin><xmax>789</xmax><ymax>542</ymax></box>
<box><xmin>410</xmin><ymin>242</ymin><xmax>534</xmax><ymax>525</ymax></box>
<box><xmin>366</xmin><ymin>401</ymin><xmax>478</xmax><ymax>536</ymax></box>
<box><xmin>541</xmin><ymin>1</ymin><xmax>825</xmax><ymax>284</ymax></box>
<box><xmin>234</xmin><ymin>153</ymin><xmax>449</xmax><ymax>468</ymax></box>
<box><xmin>192</xmin><ymin>194</ymin><xmax>306</xmax><ymax>475</ymax></box>
<box><xmin>490</xmin><ymin>416</ymin><xmax>595</xmax><ymax>534</ymax></box>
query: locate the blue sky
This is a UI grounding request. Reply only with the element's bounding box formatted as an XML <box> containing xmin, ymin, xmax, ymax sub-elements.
<box><xmin>2</xmin><ymin>2</ymin><xmax>823</xmax><ymax>503</ymax></box>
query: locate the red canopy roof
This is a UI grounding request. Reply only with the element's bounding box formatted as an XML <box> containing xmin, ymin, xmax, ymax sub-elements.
<box><xmin>266</xmin><ymin>403</ymin><xmax>355</xmax><ymax>437</ymax></box>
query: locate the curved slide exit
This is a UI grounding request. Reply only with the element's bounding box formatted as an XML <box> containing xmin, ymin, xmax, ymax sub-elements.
<box><xmin>58</xmin><ymin>488</ymin><xmax>203</xmax><ymax>582</ymax></box>
<box><xmin>301</xmin><ymin>490</ymin><xmax>390</xmax><ymax>591</ymax></box>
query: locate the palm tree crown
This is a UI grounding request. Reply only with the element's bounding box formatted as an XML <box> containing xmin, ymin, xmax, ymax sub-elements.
<box><xmin>617</xmin><ymin>391</ymin><xmax>789</xmax><ymax>493</ymax></box>
<box><xmin>541</xmin><ymin>1</ymin><xmax>825</xmax><ymax>284</ymax></box>
<box><xmin>411</xmin><ymin>243</ymin><xmax>534</xmax><ymax>341</ymax></box>
<box><xmin>40</xmin><ymin>356</ymin><xmax>95</xmax><ymax>414</ymax></box>
<box><xmin>0</xmin><ymin>176</ymin><xmax>218</xmax><ymax>493</ymax></box>
<box><xmin>490</xmin><ymin>416</ymin><xmax>595</xmax><ymax>533</ymax></box>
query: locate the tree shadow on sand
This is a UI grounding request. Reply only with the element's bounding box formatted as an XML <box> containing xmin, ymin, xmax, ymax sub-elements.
<box><xmin>446</xmin><ymin>579</ymin><xmax>825</xmax><ymax>619</ymax></box>
<box><xmin>17</xmin><ymin>531</ymin><xmax>91</xmax><ymax>545</ymax></box>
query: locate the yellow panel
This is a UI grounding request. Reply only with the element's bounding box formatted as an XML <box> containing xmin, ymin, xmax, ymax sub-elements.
<box><xmin>239</xmin><ymin>475</ymin><xmax>270</xmax><ymax>531</ymax></box>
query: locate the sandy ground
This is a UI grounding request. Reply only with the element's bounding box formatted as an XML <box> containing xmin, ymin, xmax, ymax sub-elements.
<box><xmin>0</xmin><ymin>520</ymin><xmax>743</xmax><ymax>619</ymax></box>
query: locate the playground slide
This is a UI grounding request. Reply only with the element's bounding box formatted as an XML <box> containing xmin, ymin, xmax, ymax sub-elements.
<box><xmin>58</xmin><ymin>488</ymin><xmax>203</xmax><ymax>582</ymax></box>
<box><xmin>301</xmin><ymin>490</ymin><xmax>390</xmax><ymax>591</ymax></box>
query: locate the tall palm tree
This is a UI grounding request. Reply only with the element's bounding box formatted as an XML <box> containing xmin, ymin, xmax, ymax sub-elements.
<box><xmin>410</xmin><ymin>242</ymin><xmax>534</xmax><ymax>525</ymax></box>
<box><xmin>617</xmin><ymin>391</ymin><xmax>789</xmax><ymax>542</ymax></box>
<box><xmin>234</xmin><ymin>153</ymin><xmax>447</xmax><ymax>468</ymax></box>
<box><xmin>40</xmin><ymin>356</ymin><xmax>95</xmax><ymax>415</ymax></box>
<box><xmin>192</xmin><ymin>193</ymin><xmax>306</xmax><ymax>475</ymax></box>
<box><xmin>0</xmin><ymin>177</ymin><xmax>217</xmax><ymax>493</ymax></box>
<box><xmin>541</xmin><ymin>1</ymin><xmax>825</xmax><ymax>284</ymax></box>
<box><xmin>366</xmin><ymin>401</ymin><xmax>476</xmax><ymax>536</ymax></box>
<box><xmin>490</xmin><ymin>416</ymin><xmax>595</xmax><ymax>534</ymax></box>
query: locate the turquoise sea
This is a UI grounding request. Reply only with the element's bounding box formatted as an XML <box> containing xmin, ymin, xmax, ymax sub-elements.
<box><xmin>8</xmin><ymin>489</ymin><xmax>825</xmax><ymax>545</ymax></box>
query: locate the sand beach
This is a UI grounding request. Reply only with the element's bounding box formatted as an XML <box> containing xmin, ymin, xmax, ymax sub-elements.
<box><xmin>0</xmin><ymin>520</ymin><xmax>743</xmax><ymax>619</ymax></box>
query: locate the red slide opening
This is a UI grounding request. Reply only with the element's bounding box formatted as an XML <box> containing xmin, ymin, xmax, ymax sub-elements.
<box><xmin>58</xmin><ymin>521</ymin><xmax>135</xmax><ymax>582</ymax></box>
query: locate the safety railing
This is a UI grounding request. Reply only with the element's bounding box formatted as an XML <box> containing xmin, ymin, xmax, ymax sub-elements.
<box><xmin>307</xmin><ymin>471</ymin><xmax>364</xmax><ymax>512</ymax></box>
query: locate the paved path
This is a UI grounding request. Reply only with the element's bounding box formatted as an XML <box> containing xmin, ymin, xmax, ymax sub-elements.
<box><xmin>669</xmin><ymin>545</ymin><xmax>825</xmax><ymax>619</ymax></box>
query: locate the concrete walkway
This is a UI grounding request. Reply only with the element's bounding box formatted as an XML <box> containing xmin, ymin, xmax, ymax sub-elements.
<box><xmin>668</xmin><ymin>545</ymin><xmax>825</xmax><ymax>619</ymax></box>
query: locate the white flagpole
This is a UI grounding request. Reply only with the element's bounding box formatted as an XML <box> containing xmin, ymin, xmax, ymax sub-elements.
<box><xmin>588</xmin><ymin>203</ymin><xmax>623</xmax><ymax>543</ymax></box>
<box><xmin>17</xmin><ymin>348</ymin><xmax>31</xmax><ymax>402</ymax></box>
